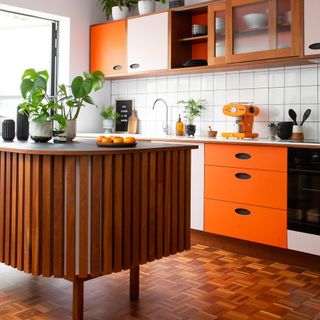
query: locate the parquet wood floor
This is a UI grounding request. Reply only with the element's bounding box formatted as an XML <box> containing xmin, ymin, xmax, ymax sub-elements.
<box><xmin>0</xmin><ymin>241</ymin><xmax>319</xmax><ymax>320</ymax></box>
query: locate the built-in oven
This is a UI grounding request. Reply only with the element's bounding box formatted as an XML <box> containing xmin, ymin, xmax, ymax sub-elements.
<box><xmin>288</xmin><ymin>148</ymin><xmax>320</xmax><ymax>236</ymax></box>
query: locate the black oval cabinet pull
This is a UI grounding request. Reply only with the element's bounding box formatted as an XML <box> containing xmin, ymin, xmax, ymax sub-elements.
<box><xmin>113</xmin><ymin>65</ymin><xmax>122</xmax><ymax>71</ymax></box>
<box><xmin>309</xmin><ymin>43</ymin><xmax>320</xmax><ymax>50</ymax></box>
<box><xmin>235</xmin><ymin>208</ymin><xmax>251</xmax><ymax>216</ymax></box>
<box><xmin>235</xmin><ymin>172</ymin><xmax>251</xmax><ymax>180</ymax></box>
<box><xmin>235</xmin><ymin>153</ymin><xmax>251</xmax><ymax>160</ymax></box>
<box><xmin>130</xmin><ymin>63</ymin><xmax>140</xmax><ymax>69</ymax></box>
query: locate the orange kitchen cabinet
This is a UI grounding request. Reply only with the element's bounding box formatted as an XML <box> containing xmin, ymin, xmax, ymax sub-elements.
<box><xmin>205</xmin><ymin>165</ymin><xmax>287</xmax><ymax>209</ymax></box>
<box><xmin>204</xmin><ymin>199</ymin><xmax>287</xmax><ymax>248</ymax></box>
<box><xmin>90</xmin><ymin>20</ymin><xmax>127</xmax><ymax>76</ymax></box>
<box><xmin>205</xmin><ymin>144</ymin><xmax>287</xmax><ymax>171</ymax></box>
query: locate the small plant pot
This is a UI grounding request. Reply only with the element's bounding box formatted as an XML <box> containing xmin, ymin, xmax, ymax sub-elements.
<box><xmin>30</xmin><ymin>120</ymin><xmax>53</xmax><ymax>143</ymax></box>
<box><xmin>169</xmin><ymin>0</ymin><xmax>184</xmax><ymax>8</ymax></box>
<box><xmin>185</xmin><ymin>124</ymin><xmax>196</xmax><ymax>137</ymax></box>
<box><xmin>268</xmin><ymin>126</ymin><xmax>277</xmax><ymax>140</ymax></box>
<box><xmin>65</xmin><ymin>119</ymin><xmax>77</xmax><ymax>141</ymax></box>
<box><xmin>2</xmin><ymin>119</ymin><xmax>15</xmax><ymax>142</ymax></box>
<box><xmin>16</xmin><ymin>106</ymin><xmax>29</xmax><ymax>141</ymax></box>
<box><xmin>138</xmin><ymin>0</ymin><xmax>156</xmax><ymax>15</ymax></box>
<box><xmin>112</xmin><ymin>6</ymin><xmax>129</xmax><ymax>20</ymax></box>
<box><xmin>103</xmin><ymin>119</ymin><xmax>114</xmax><ymax>134</ymax></box>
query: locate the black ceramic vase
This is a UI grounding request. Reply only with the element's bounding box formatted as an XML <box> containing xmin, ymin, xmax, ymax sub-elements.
<box><xmin>2</xmin><ymin>119</ymin><xmax>15</xmax><ymax>141</ymax></box>
<box><xmin>276</xmin><ymin>121</ymin><xmax>293</xmax><ymax>140</ymax></box>
<box><xmin>185</xmin><ymin>124</ymin><xmax>196</xmax><ymax>137</ymax></box>
<box><xmin>16</xmin><ymin>107</ymin><xmax>29</xmax><ymax>141</ymax></box>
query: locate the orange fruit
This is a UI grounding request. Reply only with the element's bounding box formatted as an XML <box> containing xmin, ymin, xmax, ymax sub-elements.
<box><xmin>113</xmin><ymin>137</ymin><xmax>124</xmax><ymax>144</ymax></box>
<box><xmin>124</xmin><ymin>137</ymin><xmax>136</xmax><ymax>144</ymax></box>
<box><xmin>97</xmin><ymin>135</ymin><xmax>105</xmax><ymax>143</ymax></box>
<box><xmin>101</xmin><ymin>137</ymin><xmax>112</xmax><ymax>143</ymax></box>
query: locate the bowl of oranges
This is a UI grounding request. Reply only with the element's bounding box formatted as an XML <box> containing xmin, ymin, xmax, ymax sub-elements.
<box><xmin>96</xmin><ymin>135</ymin><xmax>137</xmax><ymax>148</ymax></box>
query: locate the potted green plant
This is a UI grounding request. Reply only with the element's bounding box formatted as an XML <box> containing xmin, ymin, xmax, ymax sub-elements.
<box><xmin>101</xmin><ymin>106</ymin><xmax>119</xmax><ymax>133</ymax></box>
<box><xmin>57</xmin><ymin>71</ymin><xmax>105</xmax><ymax>141</ymax></box>
<box><xmin>178</xmin><ymin>99</ymin><xmax>206</xmax><ymax>136</ymax></box>
<box><xmin>19</xmin><ymin>69</ymin><xmax>65</xmax><ymax>142</ymax></box>
<box><xmin>97</xmin><ymin>0</ymin><xmax>137</xmax><ymax>20</ymax></box>
<box><xmin>268</xmin><ymin>121</ymin><xmax>277</xmax><ymax>140</ymax></box>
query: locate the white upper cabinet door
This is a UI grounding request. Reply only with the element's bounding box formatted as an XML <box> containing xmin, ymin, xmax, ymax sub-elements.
<box><xmin>304</xmin><ymin>0</ymin><xmax>320</xmax><ymax>56</ymax></box>
<box><xmin>127</xmin><ymin>12</ymin><xmax>168</xmax><ymax>73</ymax></box>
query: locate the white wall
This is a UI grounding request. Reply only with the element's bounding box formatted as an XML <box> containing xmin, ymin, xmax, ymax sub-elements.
<box><xmin>0</xmin><ymin>0</ymin><xmax>110</xmax><ymax>132</ymax></box>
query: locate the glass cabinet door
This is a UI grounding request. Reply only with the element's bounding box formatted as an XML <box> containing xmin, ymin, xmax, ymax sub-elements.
<box><xmin>208</xmin><ymin>2</ymin><xmax>226</xmax><ymax>65</ymax></box>
<box><xmin>226</xmin><ymin>0</ymin><xmax>301</xmax><ymax>63</ymax></box>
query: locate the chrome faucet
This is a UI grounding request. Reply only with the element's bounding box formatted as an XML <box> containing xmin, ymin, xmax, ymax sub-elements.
<box><xmin>152</xmin><ymin>98</ymin><xmax>169</xmax><ymax>135</ymax></box>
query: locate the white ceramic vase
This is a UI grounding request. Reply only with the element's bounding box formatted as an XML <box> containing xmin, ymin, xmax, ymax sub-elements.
<box><xmin>103</xmin><ymin>119</ymin><xmax>114</xmax><ymax>134</ymax></box>
<box><xmin>65</xmin><ymin>119</ymin><xmax>77</xmax><ymax>141</ymax></box>
<box><xmin>112</xmin><ymin>6</ymin><xmax>129</xmax><ymax>20</ymax></box>
<box><xmin>30</xmin><ymin>120</ymin><xmax>53</xmax><ymax>143</ymax></box>
<box><xmin>138</xmin><ymin>0</ymin><xmax>156</xmax><ymax>15</ymax></box>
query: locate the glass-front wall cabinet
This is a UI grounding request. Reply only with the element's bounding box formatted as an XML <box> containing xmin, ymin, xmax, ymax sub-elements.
<box><xmin>225</xmin><ymin>0</ymin><xmax>300</xmax><ymax>63</ymax></box>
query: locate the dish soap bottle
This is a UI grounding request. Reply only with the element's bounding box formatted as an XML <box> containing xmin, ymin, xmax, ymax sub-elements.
<box><xmin>176</xmin><ymin>114</ymin><xmax>184</xmax><ymax>136</ymax></box>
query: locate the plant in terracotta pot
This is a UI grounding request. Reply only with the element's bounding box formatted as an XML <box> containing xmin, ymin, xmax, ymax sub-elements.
<box><xmin>178</xmin><ymin>98</ymin><xmax>206</xmax><ymax>137</ymax></box>
<box><xmin>97</xmin><ymin>0</ymin><xmax>138</xmax><ymax>20</ymax></box>
<box><xmin>57</xmin><ymin>71</ymin><xmax>105</xmax><ymax>141</ymax></box>
<box><xmin>19</xmin><ymin>69</ymin><xmax>65</xmax><ymax>142</ymax></box>
<box><xmin>101</xmin><ymin>106</ymin><xmax>119</xmax><ymax>133</ymax></box>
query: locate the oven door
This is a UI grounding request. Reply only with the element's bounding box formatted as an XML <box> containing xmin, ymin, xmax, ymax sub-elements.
<box><xmin>288</xmin><ymin>170</ymin><xmax>320</xmax><ymax>235</ymax></box>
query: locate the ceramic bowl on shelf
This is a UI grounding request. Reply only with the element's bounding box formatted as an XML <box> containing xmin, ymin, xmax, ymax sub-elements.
<box><xmin>192</xmin><ymin>24</ymin><xmax>207</xmax><ymax>36</ymax></box>
<box><xmin>242</xmin><ymin>13</ymin><xmax>268</xmax><ymax>29</ymax></box>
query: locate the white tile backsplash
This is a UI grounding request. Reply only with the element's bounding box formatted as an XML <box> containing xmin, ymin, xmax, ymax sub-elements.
<box><xmin>110</xmin><ymin>64</ymin><xmax>320</xmax><ymax>140</ymax></box>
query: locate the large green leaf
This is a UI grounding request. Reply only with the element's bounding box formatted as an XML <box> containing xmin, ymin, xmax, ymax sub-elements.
<box><xmin>21</xmin><ymin>68</ymin><xmax>37</xmax><ymax>80</ymax></box>
<box><xmin>20</xmin><ymin>79</ymin><xmax>34</xmax><ymax>99</ymax></box>
<box><xmin>34</xmin><ymin>75</ymin><xmax>47</xmax><ymax>91</ymax></box>
<box><xmin>34</xmin><ymin>113</ymin><xmax>49</xmax><ymax>123</ymax></box>
<box><xmin>37</xmin><ymin>70</ymin><xmax>49</xmax><ymax>82</ymax></box>
<box><xmin>83</xmin><ymin>96</ymin><xmax>94</xmax><ymax>105</ymax></box>
<box><xmin>71</xmin><ymin>76</ymin><xmax>93</xmax><ymax>98</ymax></box>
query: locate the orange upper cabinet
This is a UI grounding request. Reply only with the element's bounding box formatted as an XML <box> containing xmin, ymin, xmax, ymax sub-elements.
<box><xmin>127</xmin><ymin>12</ymin><xmax>168</xmax><ymax>73</ymax></box>
<box><xmin>90</xmin><ymin>20</ymin><xmax>127</xmax><ymax>76</ymax></box>
<box><xmin>304</xmin><ymin>0</ymin><xmax>320</xmax><ymax>56</ymax></box>
<box><xmin>208</xmin><ymin>2</ymin><xmax>226</xmax><ymax>66</ymax></box>
<box><xmin>225</xmin><ymin>0</ymin><xmax>301</xmax><ymax>63</ymax></box>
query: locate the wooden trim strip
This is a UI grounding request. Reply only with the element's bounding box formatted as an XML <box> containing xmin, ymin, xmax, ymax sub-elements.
<box><xmin>170</xmin><ymin>150</ymin><xmax>178</xmax><ymax>254</ymax></box>
<box><xmin>17</xmin><ymin>154</ymin><xmax>24</xmax><ymax>270</ymax></box>
<box><xmin>5</xmin><ymin>152</ymin><xmax>12</xmax><ymax>265</ymax></box>
<box><xmin>163</xmin><ymin>151</ymin><xmax>171</xmax><ymax>257</ymax></box>
<box><xmin>185</xmin><ymin>150</ymin><xmax>191</xmax><ymax>249</ymax></box>
<box><xmin>156</xmin><ymin>152</ymin><xmax>164</xmax><ymax>260</ymax></box>
<box><xmin>148</xmin><ymin>152</ymin><xmax>156</xmax><ymax>262</ymax></box>
<box><xmin>178</xmin><ymin>150</ymin><xmax>186</xmax><ymax>252</ymax></box>
<box><xmin>10</xmin><ymin>153</ymin><xmax>18</xmax><ymax>268</ymax></box>
<box><xmin>132</xmin><ymin>153</ymin><xmax>140</xmax><ymax>266</ymax></box>
<box><xmin>0</xmin><ymin>153</ymin><xmax>5</xmax><ymax>262</ymax></box>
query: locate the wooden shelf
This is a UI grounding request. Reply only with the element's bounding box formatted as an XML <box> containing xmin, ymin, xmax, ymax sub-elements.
<box><xmin>178</xmin><ymin>35</ymin><xmax>208</xmax><ymax>43</ymax></box>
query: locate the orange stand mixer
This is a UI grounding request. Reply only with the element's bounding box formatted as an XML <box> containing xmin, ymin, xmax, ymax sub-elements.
<box><xmin>222</xmin><ymin>103</ymin><xmax>259</xmax><ymax>139</ymax></box>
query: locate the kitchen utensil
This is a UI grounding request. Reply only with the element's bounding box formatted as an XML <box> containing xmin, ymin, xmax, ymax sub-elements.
<box><xmin>207</xmin><ymin>126</ymin><xmax>217</xmax><ymax>138</ymax></box>
<box><xmin>182</xmin><ymin>59</ymin><xmax>208</xmax><ymax>67</ymax></box>
<box><xmin>276</xmin><ymin>121</ymin><xmax>293</xmax><ymax>139</ymax></box>
<box><xmin>288</xmin><ymin>109</ymin><xmax>298</xmax><ymax>125</ymax></box>
<box><xmin>242</xmin><ymin>13</ymin><xmax>268</xmax><ymax>29</ymax></box>
<box><xmin>291</xmin><ymin>125</ymin><xmax>304</xmax><ymax>141</ymax></box>
<box><xmin>301</xmin><ymin>108</ymin><xmax>311</xmax><ymax>126</ymax></box>
<box><xmin>127</xmin><ymin>109</ymin><xmax>138</xmax><ymax>134</ymax></box>
<box><xmin>192</xmin><ymin>24</ymin><xmax>207</xmax><ymax>36</ymax></box>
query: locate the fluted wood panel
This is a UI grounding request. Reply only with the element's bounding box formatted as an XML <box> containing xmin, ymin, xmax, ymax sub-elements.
<box><xmin>0</xmin><ymin>149</ymin><xmax>191</xmax><ymax>279</ymax></box>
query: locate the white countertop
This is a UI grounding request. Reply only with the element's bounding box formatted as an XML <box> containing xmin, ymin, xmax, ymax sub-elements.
<box><xmin>77</xmin><ymin>133</ymin><xmax>320</xmax><ymax>148</ymax></box>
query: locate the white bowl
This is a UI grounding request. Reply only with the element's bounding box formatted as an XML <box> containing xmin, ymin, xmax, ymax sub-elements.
<box><xmin>242</xmin><ymin>13</ymin><xmax>268</xmax><ymax>29</ymax></box>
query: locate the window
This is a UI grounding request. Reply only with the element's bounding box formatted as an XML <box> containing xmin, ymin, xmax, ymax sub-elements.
<box><xmin>0</xmin><ymin>10</ymin><xmax>58</xmax><ymax>118</ymax></box>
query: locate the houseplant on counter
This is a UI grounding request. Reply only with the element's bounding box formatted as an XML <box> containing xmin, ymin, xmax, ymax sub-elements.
<box><xmin>101</xmin><ymin>106</ymin><xmax>119</xmax><ymax>133</ymax></box>
<box><xmin>19</xmin><ymin>69</ymin><xmax>66</xmax><ymax>142</ymax></box>
<box><xmin>178</xmin><ymin>98</ymin><xmax>206</xmax><ymax>137</ymax></box>
<box><xmin>97</xmin><ymin>0</ymin><xmax>137</xmax><ymax>20</ymax></box>
<box><xmin>57</xmin><ymin>71</ymin><xmax>105</xmax><ymax>141</ymax></box>
<box><xmin>268</xmin><ymin>121</ymin><xmax>277</xmax><ymax>140</ymax></box>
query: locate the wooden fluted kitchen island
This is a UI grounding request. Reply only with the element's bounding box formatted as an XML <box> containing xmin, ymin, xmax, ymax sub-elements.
<box><xmin>0</xmin><ymin>139</ymin><xmax>196</xmax><ymax>319</ymax></box>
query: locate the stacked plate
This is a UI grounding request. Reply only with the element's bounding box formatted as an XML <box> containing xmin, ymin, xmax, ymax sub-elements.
<box><xmin>192</xmin><ymin>24</ymin><xmax>207</xmax><ymax>36</ymax></box>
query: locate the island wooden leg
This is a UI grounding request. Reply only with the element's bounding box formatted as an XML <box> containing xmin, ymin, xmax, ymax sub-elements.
<box><xmin>73</xmin><ymin>278</ymin><xmax>84</xmax><ymax>320</ymax></box>
<box><xmin>130</xmin><ymin>265</ymin><xmax>140</xmax><ymax>301</ymax></box>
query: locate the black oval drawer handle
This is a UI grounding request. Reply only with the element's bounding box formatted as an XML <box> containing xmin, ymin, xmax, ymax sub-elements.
<box><xmin>235</xmin><ymin>208</ymin><xmax>251</xmax><ymax>216</ymax></box>
<box><xmin>235</xmin><ymin>153</ymin><xmax>251</xmax><ymax>160</ymax></box>
<box><xmin>130</xmin><ymin>63</ymin><xmax>140</xmax><ymax>69</ymax></box>
<box><xmin>309</xmin><ymin>43</ymin><xmax>320</xmax><ymax>50</ymax></box>
<box><xmin>235</xmin><ymin>173</ymin><xmax>251</xmax><ymax>180</ymax></box>
<box><xmin>113</xmin><ymin>65</ymin><xmax>122</xmax><ymax>71</ymax></box>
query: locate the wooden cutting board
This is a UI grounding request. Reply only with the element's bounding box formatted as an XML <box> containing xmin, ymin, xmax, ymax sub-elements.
<box><xmin>127</xmin><ymin>109</ymin><xmax>138</xmax><ymax>134</ymax></box>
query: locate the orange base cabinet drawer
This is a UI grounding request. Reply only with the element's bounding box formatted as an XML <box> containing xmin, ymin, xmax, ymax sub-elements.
<box><xmin>205</xmin><ymin>144</ymin><xmax>287</xmax><ymax>171</ymax></box>
<box><xmin>204</xmin><ymin>199</ymin><xmax>287</xmax><ymax>248</ymax></box>
<box><xmin>205</xmin><ymin>165</ymin><xmax>287</xmax><ymax>209</ymax></box>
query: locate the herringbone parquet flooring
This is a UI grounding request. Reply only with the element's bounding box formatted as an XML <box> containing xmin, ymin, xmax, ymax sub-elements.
<box><xmin>0</xmin><ymin>242</ymin><xmax>319</xmax><ymax>320</ymax></box>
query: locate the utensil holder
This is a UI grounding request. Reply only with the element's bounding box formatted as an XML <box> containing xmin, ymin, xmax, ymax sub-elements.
<box><xmin>291</xmin><ymin>125</ymin><xmax>304</xmax><ymax>141</ymax></box>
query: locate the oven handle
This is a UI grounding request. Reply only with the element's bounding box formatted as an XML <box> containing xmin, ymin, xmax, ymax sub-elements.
<box><xmin>303</xmin><ymin>188</ymin><xmax>320</xmax><ymax>193</ymax></box>
<box><xmin>289</xmin><ymin>168</ymin><xmax>320</xmax><ymax>175</ymax></box>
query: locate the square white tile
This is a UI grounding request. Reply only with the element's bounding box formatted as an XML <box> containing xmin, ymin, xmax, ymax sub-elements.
<box><xmin>214</xmin><ymin>72</ymin><xmax>226</xmax><ymax>90</ymax></box>
<box><xmin>285</xmin><ymin>86</ymin><xmax>301</xmax><ymax>104</ymax></box>
<box><xmin>201</xmin><ymin>91</ymin><xmax>214</xmax><ymax>106</ymax></box>
<box><xmin>254</xmin><ymin>71</ymin><xmax>269</xmax><ymax>88</ymax></box>
<box><xmin>269</xmin><ymin>87</ymin><xmax>284</xmax><ymax>104</ymax></box>
<box><xmin>167</xmin><ymin>77</ymin><xmax>178</xmax><ymax>92</ymax></box>
<box><xmin>301</xmin><ymin>86</ymin><xmax>317</xmax><ymax>104</ymax></box>
<box><xmin>253</xmin><ymin>88</ymin><xmax>269</xmax><ymax>104</ymax></box>
<box><xmin>147</xmin><ymin>78</ymin><xmax>157</xmax><ymax>93</ymax></box>
<box><xmin>239</xmin><ymin>71</ymin><xmax>254</xmax><ymax>89</ymax></box>
<box><xmin>227</xmin><ymin>72</ymin><xmax>240</xmax><ymax>90</ymax></box>
<box><xmin>201</xmin><ymin>74</ymin><xmax>214</xmax><ymax>91</ymax></box>
<box><xmin>240</xmin><ymin>89</ymin><xmax>254</xmax><ymax>102</ymax></box>
<box><xmin>178</xmin><ymin>76</ymin><xmax>189</xmax><ymax>92</ymax></box>
<box><xmin>301</xmin><ymin>67</ymin><xmax>317</xmax><ymax>86</ymax></box>
<box><xmin>269</xmin><ymin>105</ymin><xmax>285</xmax><ymax>122</ymax></box>
<box><xmin>269</xmin><ymin>68</ymin><xmax>285</xmax><ymax>87</ymax></box>
<box><xmin>189</xmin><ymin>76</ymin><xmax>201</xmax><ymax>92</ymax></box>
<box><xmin>213</xmin><ymin>90</ymin><xmax>227</xmax><ymax>105</ymax></box>
<box><xmin>285</xmin><ymin>68</ymin><xmax>301</xmax><ymax>87</ymax></box>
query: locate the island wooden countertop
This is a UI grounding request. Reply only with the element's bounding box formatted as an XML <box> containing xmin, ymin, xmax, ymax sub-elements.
<box><xmin>0</xmin><ymin>139</ymin><xmax>197</xmax><ymax>155</ymax></box>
